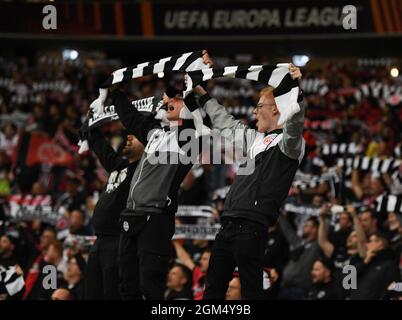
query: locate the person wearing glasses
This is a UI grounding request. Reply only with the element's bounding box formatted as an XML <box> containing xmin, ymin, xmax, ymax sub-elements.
<box><xmin>194</xmin><ymin>52</ymin><xmax>305</xmax><ymax>299</ymax></box>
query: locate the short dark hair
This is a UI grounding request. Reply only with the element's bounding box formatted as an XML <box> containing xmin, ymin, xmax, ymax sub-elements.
<box><xmin>306</xmin><ymin>216</ymin><xmax>319</xmax><ymax>229</ymax></box>
<box><xmin>173</xmin><ymin>263</ymin><xmax>192</xmax><ymax>284</ymax></box>
<box><xmin>360</xmin><ymin>209</ymin><xmax>377</xmax><ymax>219</ymax></box>
<box><xmin>371</xmin><ymin>232</ymin><xmax>390</xmax><ymax>248</ymax></box>
<box><xmin>315</xmin><ymin>256</ymin><xmax>335</xmax><ymax>273</ymax></box>
<box><xmin>42</xmin><ymin>226</ymin><xmax>56</xmax><ymax>236</ymax></box>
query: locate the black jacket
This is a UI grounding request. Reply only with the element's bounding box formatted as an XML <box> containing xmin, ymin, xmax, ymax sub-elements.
<box><xmin>350</xmin><ymin>249</ymin><xmax>400</xmax><ymax>300</ymax></box>
<box><xmin>199</xmin><ymin>94</ymin><xmax>305</xmax><ymax>227</ymax></box>
<box><xmin>307</xmin><ymin>281</ymin><xmax>342</xmax><ymax>300</ymax></box>
<box><xmin>88</xmin><ymin>128</ymin><xmax>138</xmax><ymax>235</ymax></box>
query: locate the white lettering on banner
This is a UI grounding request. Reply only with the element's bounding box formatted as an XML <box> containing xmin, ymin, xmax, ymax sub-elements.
<box><xmin>173</xmin><ymin>224</ymin><xmax>221</xmax><ymax>240</ymax></box>
<box><xmin>165</xmin><ymin>10</ymin><xmax>209</xmax><ymax>29</ymax></box>
<box><xmin>105</xmin><ymin>168</ymin><xmax>128</xmax><ymax>193</ymax></box>
<box><xmin>212</xmin><ymin>9</ymin><xmax>280</xmax><ymax>29</ymax></box>
<box><xmin>164</xmin><ymin>7</ymin><xmax>345</xmax><ymax>30</ymax></box>
<box><xmin>176</xmin><ymin>205</ymin><xmax>213</xmax><ymax>218</ymax></box>
<box><xmin>9</xmin><ymin>195</ymin><xmax>61</xmax><ymax>225</ymax></box>
<box><xmin>285</xmin><ymin>7</ymin><xmax>342</xmax><ymax>28</ymax></box>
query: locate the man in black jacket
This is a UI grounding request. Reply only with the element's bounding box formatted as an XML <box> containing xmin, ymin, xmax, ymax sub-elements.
<box><xmin>194</xmin><ymin>56</ymin><xmax>305</xmax><ymax>299</ymax></box>
<box><xmin>307</xmin><ymin>257</ymin><xmax>342</xmax><ymax>300</ymax></box>
<box><xmin>84</xmin><ymin>126</ymin><xmax>144</xmax><ymax>300</ymax></box>
<box><xmin>350</xmin><ymin>232</ymin><xmax>400</xmax><ymax>300</ymax></box>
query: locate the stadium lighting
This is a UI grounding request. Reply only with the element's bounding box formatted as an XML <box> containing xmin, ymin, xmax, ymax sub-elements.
<box><xmin>62</xmin><ymin>49</ymin><xmax>79</xmax><ymax>61</ymax></box>
<box><xmin>292</xmin><ymin>55</ymin><xmax>310</xmax><ymax>67</ymax></box>
<box><xmin>390</xmin><ymin>67</ymin><xmax>399</xmax><ymax>78</ymax></box>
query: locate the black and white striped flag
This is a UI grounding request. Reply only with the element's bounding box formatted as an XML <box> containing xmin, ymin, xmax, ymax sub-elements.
<box><xmin>337</xmin><ymin>156</ymin><xmax>401</xmax><ymax>174</ymax></box>
<box><xmin>0</xmin><ymin>265</ymin><xmax>25</xmax><ymax>298</ymax></box>
<box><xmin>184</xmin><ymin>63</ymin><xmax>300</xmax><ymax>126</ymax></box>
<box><xmin>321</xmin><ymin>142</ymin><xmax>362</xmax><ymax>156</ymax></box>
<box><xmin>301</xmin><ymin>77</ymin><xmax>328</xmax><ymax>96</ymax></box>
<box><xmin>89</xmin><ymin>51</ymin><xmax>206</xmax><ymax>116</ymax></box>
<box><xmin>375</xmin><ymin>194</ymin><xmax>402</xmax><ymax>213</ymax></box>
<box><xmin>354</xmin><ymin>81</ymin><xmax>402</xmax><ymax>105</ymax></box>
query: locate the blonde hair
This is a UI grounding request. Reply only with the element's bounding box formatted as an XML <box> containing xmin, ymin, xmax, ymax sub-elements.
<box><xmin>259</xmin><ymin>86</ymin><xmax>274</xmax><ymax>99</ymax></box>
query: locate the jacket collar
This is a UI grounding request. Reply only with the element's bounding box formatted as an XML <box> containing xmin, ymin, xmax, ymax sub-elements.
<box><xmin>265</xmin><ymin>128</ymin><xmax>283</xmax><ymax>136</ymax></box>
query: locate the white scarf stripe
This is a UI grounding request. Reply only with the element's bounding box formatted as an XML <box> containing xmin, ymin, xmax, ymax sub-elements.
<box><xmin>173</xmin><ymin>52</ymin><xmax>193</xmax><ymax>70</ymax></box>
<box><xmin>153</xmin><ymin>57</ymin><xmax>171</xmax><ymax>74</ymax></box>
<box><xmin>111</xmin><ymin>67</ymin><xmax>127</xmax><ymax>84</ymax></box>
<box><xmin>202</xmin><ymin>68</ymin><xmax>214</xmax><ymax>81</ymax></box>
<box><xmin>186</xmin><ymin>57</ymin><xmax>206</xmax><ymax>72</ymax></box>
<box><xmin>223</xmin><ymin>66</ymin><xmax>238</xmax><ymax>77</ymax></box>
<box><xmin>268</xmin><ymin>66</ymin><xmax>288</xmax><ymax>87</ymax></box>
<box><xmin>132</xmin><ymin>63</ymin><xmax>148</xmax><ymax>78</ymax></box>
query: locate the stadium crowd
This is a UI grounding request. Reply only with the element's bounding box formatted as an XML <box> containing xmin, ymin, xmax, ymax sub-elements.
<box><xmin>0</xmin><ymin>51</ymin><xmax>401</xmax><ymax>300</ymax></box>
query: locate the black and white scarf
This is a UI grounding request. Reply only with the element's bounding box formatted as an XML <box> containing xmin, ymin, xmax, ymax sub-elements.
<box><xmin>301</xmin><ymin>77</ymin><xmax>328</xmax><ymax>96</ymax></box>
<box><xmin>375</xmin><ymin>194</ymin><xmax>402</xmax><ymax>213</ymax></box>
<box><xmin>89</xmin><ymin>51</ymin><xmax>207</xmax><ymax>123</ymax></box>
<box><xmin>184</xmin><ymin>63</ymin><xmax>300</xmax><ymax>126</ymax></box>
<box><xmin>337</xmin><ymin>156</ymin><xmax>401</xmax><ymax>175</ymax></box>
<box><xmin>354</xmin><ymin>81</ymin><xmax>402</xmax><ymax>105</ymax></box>
<box><xmin>82</xmin><ymin>51</ymin><xmax>210</xmax><ymax>153</ymax></box>
<box><xmin>321</xmin><ymin>142</ymin><xmax>362</xmax><ymax>156</ymax></box>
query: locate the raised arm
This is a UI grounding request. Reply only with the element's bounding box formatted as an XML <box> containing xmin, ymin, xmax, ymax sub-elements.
<box><xmin>173</xmin><ymin>240</ymin><xmax>195</xmax><ymax>271</ymax></box>
<box><xmin>87</xmin><ymin>127</ymin><xmax>128</xmax><ymax>174</ymax></box>
<box><xmin>351</xmin><ymin>169</ymin><xmax>364</xmax><ymax>200</ymax></box>
<box><xmin>278</xmin><ymin>213</ymin><xmax>302</xmax><ymax>249</ymax></box>
<box><xmin>347</xmin><ymin>205</ymin><xmax>367</xmax><ymax>258</ymax></box>
<box><xmin>277</xmin><ymin>64</ymin><xmax>305</xmax><ymax>161</ymax></box>
<box><xmin>278</xmin><ymin>98</ymin><xmax>306</xmax><ymax>161</ymax></box>
<box><xmin>318</xmin><ymin>205</ymin><xmax>335</xmax><ymax>258</ymax></box>
<box><xmin>195</xmin><ymin>86</ymin><xmax>255</xmax><ymax>152</ymax></box>
<box><xmin>109</xmin><ymin>89</ymin><xmax>160</xmax><ymax>146</ymax></box>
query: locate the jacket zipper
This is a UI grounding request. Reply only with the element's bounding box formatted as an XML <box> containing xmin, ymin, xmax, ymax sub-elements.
<box><xmin>254</xmin><ymin>134</ymin><xmax>281</xmax><ymax>207</ymax></box>
<box><xmin>128</xmin><ymin>129</ymin><xmax>166</xmax><ymax>209</ymax></box>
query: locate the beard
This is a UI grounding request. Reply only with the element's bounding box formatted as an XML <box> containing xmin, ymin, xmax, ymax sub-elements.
<box><xmin>122</xmin><ymin>147</ymin><xmax>136</xmax><ymax>159</ymax></box>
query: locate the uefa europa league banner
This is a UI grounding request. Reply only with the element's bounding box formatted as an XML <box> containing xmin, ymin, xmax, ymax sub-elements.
<box><xmin>0</xmin><ymin>0</ymin><xmax>395</xmax><ymax>37</ymax></box>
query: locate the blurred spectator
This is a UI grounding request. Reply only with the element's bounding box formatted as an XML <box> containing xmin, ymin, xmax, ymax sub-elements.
<box><xmin>225</xmin><ymin>274</ymin><xmax>241</xmax><ymax>300</ymax></box>
<box><xmin>68</xmin><ymin>210</ymin><xmax>91</xmax><ymax>236</ymax></box>
<box><xmin>262</xmin><ymin>224</ymin><xmax>289</xmax><ymax>299</ymax></box>
<box><xmin>173</xmin><ymin>240</ymin><xmax>211</xmax><ymax>300</ymax></box>
<box><xmin>56</xmin><ymin>177</ymin><xmax>86</xmax><ymax>213</ymax></box>
<box><xmin>43</xmin><ymin>240</ymin><xmax>67</xmax><ymax>275</ymax></box>
<box><xmin>279</xmin><ymin>216</ymin><xmax>320</xmax><ymax>299</ymax></box>
<box><xmin>350</xmin><ymin>232</ymin><xmax>399</xmax><ymax>300</ymax></box>
<box><xmin>359</xmin><ymin>210</ymin><xmax>378</xmax><ymax>237</ymax></box>
<box><xmin>165</xmin><ymin>263</ymin><xmax>193</xmax><ymax>300</ymax></box>
<box><xmin>0</xmin><ymin>123</ymin><xmax>18</xmax><ymax>158</ymax></box>
<box><xmin>307</xmin><ymin>258</ymin><xmax>342</xmax><ymax>300</ymax></box>
<box><xmin>22</xmin><ymin>227</ymin><xmax>57</xmax><ymax>299</ymax></box>
<box><xmin>0</xmin><ymin>233</ymin><xmax>18</xmax><ymax>267</ymax></box>
<box><xmin>63</xmin><ymin>254</ymin><xmax>86</xmax><ymax>300</ymax></box>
